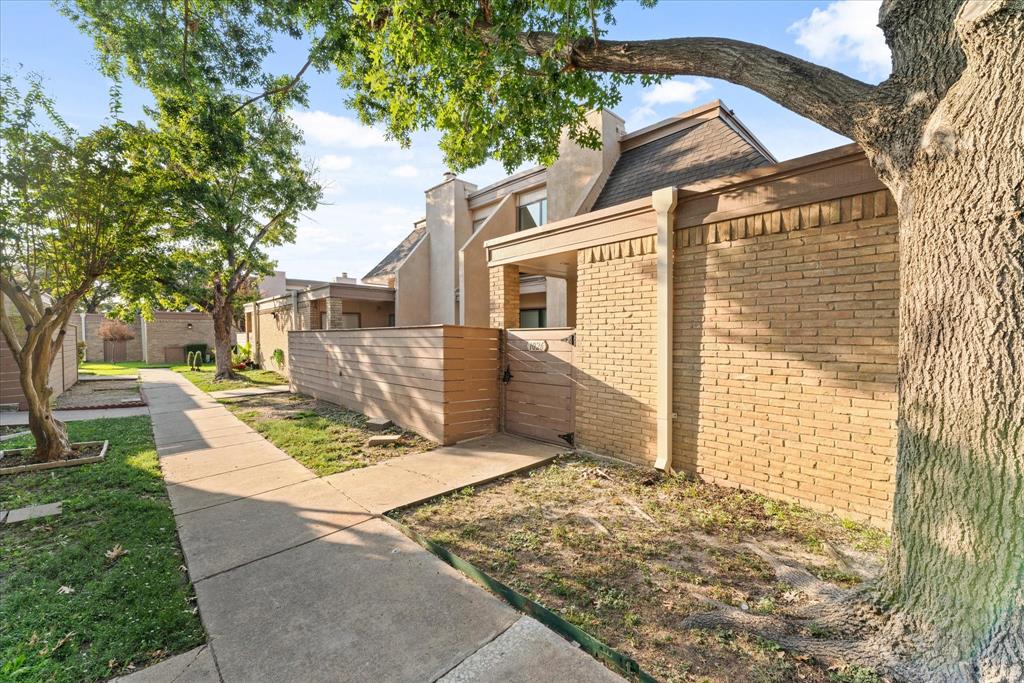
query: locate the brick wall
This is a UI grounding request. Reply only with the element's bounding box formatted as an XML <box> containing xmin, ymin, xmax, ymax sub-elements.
<box><xmin>571</xmin><ymin>193</ymin><xmax>899</xmax><ymax>526</ymax></box>
<box><xmin>489</xmin><ymin>265</ymin><xmax>520</xmax><ymax>329</ymax></box>
<box><xmin>256</xmin><ymin>307</ymin><xmax>293</xmax><ymax>373</ymax></box>
<box><xmin>145</xmin><ymin>312</ymin><xmax>217</xmax><ymax>364</ymax></box>
<box><xmin>81</xmin><ymin>313</ymin><xmax>143</xmax><ymax>362</ymax></box>
<box><xmin>574</xmin><ymin>237</ymin><xmax>658</xmax><ymax>465</ymax></box>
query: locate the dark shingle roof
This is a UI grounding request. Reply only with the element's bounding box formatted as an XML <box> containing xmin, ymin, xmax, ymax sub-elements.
<box><xmin>362</xmin><ymin>223</ymin><xmax>426</xmax><ymax>285</ymax></box>
<box><xmin>592</xmin><ymin>117</ymin><xmax>773</xmax><ymax>210</ymax></box>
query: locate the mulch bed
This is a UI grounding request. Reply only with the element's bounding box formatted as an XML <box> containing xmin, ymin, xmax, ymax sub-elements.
<box><xmin>0</xmin><ymin>441</ymin><xmax>107</xmax><ymax>474</ymax></box>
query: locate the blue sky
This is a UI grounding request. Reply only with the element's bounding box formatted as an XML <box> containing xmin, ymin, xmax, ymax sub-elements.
<box><xmin>0</xmin><ymin>1</ymin><xmax>889</xmax><ymax>282</ymax></box>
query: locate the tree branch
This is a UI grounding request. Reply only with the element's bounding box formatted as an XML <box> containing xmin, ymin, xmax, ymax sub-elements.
<box><xmin>230</xmin><ymin>52</ymin><xmax>314</xmax><ymax>116</ymax></box>
<box><xmin>514</xmin><ymin>33</ymin><xmax>876</xmax><ymax>138</ymax></box>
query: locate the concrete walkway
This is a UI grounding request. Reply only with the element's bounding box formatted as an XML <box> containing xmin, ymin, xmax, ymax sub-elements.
<box><xmin>207</xmin><ymin>384</ymin><xmax>290</xmax><ymax>400</ymax></box>
<box><xmin>124</xmin><ymin>369</ymin><xmax>621</xmax><ymax>683</ymax></box>
<box><xmin>0</xmin><ymin>406</ymin><xmax>149</xmax><ymax>426</ymax></box>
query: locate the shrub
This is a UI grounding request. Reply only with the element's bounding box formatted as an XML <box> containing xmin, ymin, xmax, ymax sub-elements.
<box><xmin>76</xmin><ymin>340</ymin><xmax>87</xmax><ymax>364</ymax></box>
<box><xmin>271</xmin><ymin>348</ymin><xmax>285</xmax><ymax>369</ymax></box>
<box><xmin>184</xmin><ymin>343</ymin><xmax>208</xmax><ymax>361</ymax></box>
<box><xmin>97</xmin><ymin>319</ymin><xmax>135</xmax><ymax>341</ymax></box>
<box><xmin>231</xmin><ymin>341</ymin><xmax>252</xmax><ymax>366</ymax></box>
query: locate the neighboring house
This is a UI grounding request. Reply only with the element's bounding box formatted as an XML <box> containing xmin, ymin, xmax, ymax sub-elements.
<box><xmin>364</xmin><ymin>100</ymin><xmax>775</xmax><ymax>329</ymax></box>
<box><xmin>240</xmin><ymin>272</ymin><xmax>396</xmax><ymax>374</ymax></box>
<box><xmin>78</xmin><ymin>311</ymin><xmax>219</xmax><ymax>364</ymax></box>
<box><xmin>0</xmin><ymin>314</ymin><xmax>78</xmax><ymax>410</ymax></box>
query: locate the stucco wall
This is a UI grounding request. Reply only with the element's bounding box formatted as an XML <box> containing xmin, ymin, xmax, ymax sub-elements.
<box><xmin>460</xmin><ymin>195</ymin><xmax>517</xmax><ymax>327</ymax></box>
<box><xmin>395</xmin><ymin>234</ymin><xmax>432</xmax><ymax>326</ymax></box>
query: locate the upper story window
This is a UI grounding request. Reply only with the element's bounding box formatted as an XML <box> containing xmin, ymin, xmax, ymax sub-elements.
<box><xmin>517</xmin><ymin>197</ymin><xmax>547</xmax><ymax>231</ymax></box>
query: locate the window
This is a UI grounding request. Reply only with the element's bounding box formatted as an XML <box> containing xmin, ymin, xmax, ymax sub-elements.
<box><xmin>519</xmin><ymin>308</ymin><xmax>546</xmax><ymax>328</ymax></box>
<box><xmin>340</xmin><ymin>313</ymin><xmax>361</xmax><ymax>329</ymax></box>
<box><xmin>387</xmin><ymin>313</ymin><xmax>396</xmax><ymax>327</ymax></box>
<box><xmin>472</xmin><ymin>217</ymin><xmax>488</xmax><ymax>233</ymax></box>
<box><xmin>517</xmin><ymin>198</ymin><xmax>547</xmax><ymax>231</ymax></box>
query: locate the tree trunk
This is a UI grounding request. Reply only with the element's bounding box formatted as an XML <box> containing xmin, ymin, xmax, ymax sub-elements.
<box><xmin>869</xmin><ymin>5</ymin><xmax>1024</xmax><ymax>679</ymax></box>
<box><xmin>19</xmin><ymin>329</ymin><xmax>72</xmax><ymax>462</ymax></box>
<box><xmin>211</xmin><ymin>301</ymin><xmax>237</xmax><ymax>381</ymax></box>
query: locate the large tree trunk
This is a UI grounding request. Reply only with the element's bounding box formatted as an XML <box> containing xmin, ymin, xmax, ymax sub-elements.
<box><xmin>210</xmin><ymin>301</ymin><xmax>238</xmax><ymax>381</ymax></box>
<box><xmin>868</xmin><ymin>4</ymin><xmax>1023</xmax><ymax>679</ymax></box>
<box><xmin>19</xmin><ymin>327</ymin><xmax>72</xmax><ymax>462</ymax></box>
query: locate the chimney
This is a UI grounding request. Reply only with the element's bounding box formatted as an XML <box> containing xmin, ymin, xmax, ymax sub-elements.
<box><xmin>334</xmin><ymin>273</ymin><xmax>357</xmax><ymax>284</ymax></box>
<box><xmin>442</xmin><ymin>171</ymin><xmax>457</xmax><ymax>182</ymax></box>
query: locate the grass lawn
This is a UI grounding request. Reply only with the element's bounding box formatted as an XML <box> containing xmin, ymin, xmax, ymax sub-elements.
<box><xmin>79</xmin><ymin>361</ymin><xmax>170</xmax><ymax>377</ymax></box>
<box><xmin>224</xmin><ymin>393</ymin><xmax>434</xmax><ymax>476</ymax></box>
<box><xmin>172</xmin><ymin>364</ymin><xmax>286</xmax><ymax>393</ymax></box>
<box><xmin>0</xmin><ymin>417</ymin><xmax>205</xmax><ymax>682</ymax></box>
<box><xmin>395</xmin><ymin>456</ymin><xmax>889</xmax><ymax>683</ymax></box>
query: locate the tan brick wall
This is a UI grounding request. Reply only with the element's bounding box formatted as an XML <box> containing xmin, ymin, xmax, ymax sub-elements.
<box><xmin>571</xmin><ymin>193</ymin><xmax>899</xmax><ymax>527</ymax></box>
<box><xmin>673</xmin><ymin>211</ymin><xmax>898</xmax><ymax>526</ymax></box>
<box><xmin>489</xmin><ymin>265</ymin><xmax>520</xmax><ymax>329</ymax></box>
<box><xmin>81</xmin><ymin>313</ymin><xmax>143</xmax><ymax>362</ymax></box>
<box><xmin>144</xmin><ymin>313</ymin><xmax>217</xmax><ymax>364</ymax></box>
<box><xmin>574</xmin><ymin>240</ymin><xmax>659</xmax><ymax>465</ymax></box>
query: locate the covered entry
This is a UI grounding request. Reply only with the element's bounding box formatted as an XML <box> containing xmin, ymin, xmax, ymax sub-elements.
<box><xmin>503</xmin><ymin>328</ymin><xmax>576</xmax><ymax>445</ymax></box>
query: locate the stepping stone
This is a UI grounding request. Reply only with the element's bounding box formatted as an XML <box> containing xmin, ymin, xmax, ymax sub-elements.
<box><xmin>367</xmin><ymin>434</ymin><xmax>403</xmax><ymax>447</ymax></box>
<box><xmin>366</xmin><ymin>417</ymin><xmax>393</xmax><ymax>432</ymax></box>
<box><xmin>4</xmin><ymin>502</ymin><xmax>62</xmax><ymax>525</ymax></box>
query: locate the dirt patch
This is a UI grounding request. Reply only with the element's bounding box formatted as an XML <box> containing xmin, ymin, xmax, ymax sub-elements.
<box><xmin>224</xmin><ymin>393</ymin><xmax>435</xmax><ymax>476</ymax></box>
<box><xmin>0</xmin><ymin>426</ymin><xmax>28</xmax><ymax>438</ymax></box>
<box><xmin>54</xmin><ymin>379</ymin><xmax>144</xmax><ymax>409</ymax></box>
<box><xmin>395</xmin><ymin>455</ymin><xmax>889</xmax><ymax>683</ymax></box>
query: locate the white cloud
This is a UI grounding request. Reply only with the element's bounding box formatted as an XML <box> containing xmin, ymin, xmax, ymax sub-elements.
<box><xmin>390</xmin><ymin>164</ymin><xmax>419</xmax><ymax>178</ymax></box>
<box><xmin>288</xmin><ymin>109</ymin><xmax>395</xmax><ymax>148</ymax></box>
<box><xmin>789</xmin><ymin>1</ymin><xmax>890</xmax><ymax>78</ymax></box>
<box><xmin>641</xmin><ymin>78</ymin><xmax>713</xmax><ymax>107</ymax></box>
<box><xmin>319</xmin><ymin>154</ymin><xmax>353</xmax><ymax>171</ymax></box>
<box><xmin>628</xmin><ymin>78</ymin><xmax>713</xmax><ymax>129</ymax></box>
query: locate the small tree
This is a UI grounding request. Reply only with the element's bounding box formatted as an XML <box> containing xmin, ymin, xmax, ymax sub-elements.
<box><xmin>96</xmin><ymin>319</ymin><xmax>136</xmax><ymax>341</ymax></box>
<box><xmin>120</xmin><ymin>93</ymin><xmax>320</xmax><ymax>381</ymax></box>
<box><xmin>0</xmin><ymin>75</ymin><xmax>161</xmax><ymax>461</ymax></box>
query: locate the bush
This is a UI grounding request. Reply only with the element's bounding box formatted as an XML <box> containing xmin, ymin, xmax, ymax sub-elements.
<box><xmin>271</xmin><ymin>348</ymin><xmax>285</xmax><ymax>369</ymax></box>
<box><xmin>231</xmin><ymin>341</ymin><xmax>252</xmax><ymax>366</ymax></box>
<box><xmin>184</xmin><ymin>343</ymin><xmax>208</xmax><ymax>360</ymax></box>
<box><xmin>76</xmin><ymin>340</ymin><xmax>87</xmax><ymax>364</ymax></box>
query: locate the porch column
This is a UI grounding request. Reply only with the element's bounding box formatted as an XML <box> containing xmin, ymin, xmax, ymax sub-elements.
<box><xmin>652</xmin><ymin>186</ymin><xmax>678</xmax><ymax>472</ymax></box>
<box><xmin>489</xmin><ymin>264</ymin><xmax>520</xmax><ymax>329</ymax></box>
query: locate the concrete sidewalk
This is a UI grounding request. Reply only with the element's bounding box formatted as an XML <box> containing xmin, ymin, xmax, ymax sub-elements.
<box><xmin>123</xmin><ymin>369</ymin><xmax>620</xmax><ymax>683</ymax></box>
<box><xmin>0</xmin><ymin>405</ymin><xmax>149</xmax><ymax>426</ymax></box>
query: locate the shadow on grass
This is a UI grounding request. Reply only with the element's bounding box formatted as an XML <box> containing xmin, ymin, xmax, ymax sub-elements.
<box><xmin>0</xmin><ymin>416</ymin><xmax>205</xmax><ymax>682</ymax></box>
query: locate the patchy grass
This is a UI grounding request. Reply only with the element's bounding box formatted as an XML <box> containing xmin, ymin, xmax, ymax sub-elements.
<box><xmin>172</xmin><ymin>364</ymin><xmax>286</xmax><ymax>393</ymax></box>
<box><xmin>395</xmin><ymin>455</ymin><xmax>889</xmax><ymax>683</ymax></box>
<box><xmin>0</xmin><ymin>417</ymin><xmax>204</xmax><ymax>682</ymax></box>
<box><xmin>224</xmin><ymin>393</ymin><xmax>434</xmax><ymax>476</ymax></box>
<box><xmin>79</xmin><ymin>362</ymin><xmax>169</xmax><ymax>377</ymax></box>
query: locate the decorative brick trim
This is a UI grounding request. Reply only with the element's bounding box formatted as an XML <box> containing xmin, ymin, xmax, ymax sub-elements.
<box><xmin>674</xmin><ymin>190</ymin><xmax>893</xmax><ymax>249</ymax></box>
<box><xmin>581</xmin><ymin>235</ymin><xmax>657</xmax><ymax>263</ymax></box>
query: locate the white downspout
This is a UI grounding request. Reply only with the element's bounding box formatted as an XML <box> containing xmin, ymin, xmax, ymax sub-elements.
<box><xmin>652</xmin><ymin>186</ymin><xmax>678</xmax><ymax>472</ymax></box>
<box><xmin>140</xmin><ymin>315</ymin><xmax>149</xmax><ymax>363</ymax></box>
<box><xmin>79</xmin><ymin>312</ymin><xmax>87</xmax><ymax>361</ymax></box>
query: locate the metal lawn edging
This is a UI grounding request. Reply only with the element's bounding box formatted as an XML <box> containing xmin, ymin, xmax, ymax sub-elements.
<box><xmin>383</xmin><ymin>514</ymin><xmax>660</xmax><ymax>683</ymax></box>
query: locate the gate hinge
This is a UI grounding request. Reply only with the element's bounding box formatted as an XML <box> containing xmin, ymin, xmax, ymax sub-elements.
<box><xmin>558</xmin><ymin>432</ymin><xmax>575</xmax><ymax>447</ymax></box>
<box><xmin>561</xmin><ymin>333</ymin><xmax>576</xmax><ymax>346</ymax></box>
<box><xmin>502</xmin><ymin>366</ymin><xmax>513</xmax><ymax>384</ymax></box>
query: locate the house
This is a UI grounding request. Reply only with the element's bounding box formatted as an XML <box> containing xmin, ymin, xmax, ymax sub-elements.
<box><xmin>240</xmin><ymin>272</ymin><xmax>396</xmax><ymax>373</ymax></box>
<box><xmin>364</xmin><ymin>100</ymin><xmax>775</xmax><ymax>329</ymax></box>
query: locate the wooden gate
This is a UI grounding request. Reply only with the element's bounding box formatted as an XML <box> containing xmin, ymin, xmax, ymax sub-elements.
<box><xmin>503</xmin><ymin>328</ymin><xmax>575</xmax><ymax>446</ymax></box>
<box><xmin>103</xmin><ymin>339</ymin><xmax>127</xmax><ymax>362</ymax></box>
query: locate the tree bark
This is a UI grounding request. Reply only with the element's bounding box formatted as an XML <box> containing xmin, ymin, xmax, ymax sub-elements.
<box><xmin>867</xmin><ymin>3</ymin><xmax>1024</xmax><ymax>679</ymax></box>
<box><xmin>210</xmin><ymin>300</ymin><xmax>237</xmax><ymax>381</ymax></box>
<box><xmin>15</xmin><ymin>325</ymin><xmax>72</xmax><ymax>462</ymax></box>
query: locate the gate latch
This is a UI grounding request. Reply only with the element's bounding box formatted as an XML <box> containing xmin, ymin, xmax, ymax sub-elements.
<box><xmin>502</xmin><ymin>366</ymin><xmax>513</xmax><ymax>384</ymax></box>
<box><xmin>558</xmin><ymin>432</ymin><xmax>575</xmax><ymax>447</ymax></box>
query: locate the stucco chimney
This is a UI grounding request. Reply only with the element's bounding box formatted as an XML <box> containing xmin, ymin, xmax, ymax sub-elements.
<box><xmin>442</xmin><ymin>171</ymin><xmax>457</xmax><ymax>182</ymax></box>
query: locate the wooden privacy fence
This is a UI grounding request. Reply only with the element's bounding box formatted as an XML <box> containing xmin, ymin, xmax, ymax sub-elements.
<box><xmin>288</xmin><ymin>325</ymin><xmax>501</xmax><ymax>445</ymax></box>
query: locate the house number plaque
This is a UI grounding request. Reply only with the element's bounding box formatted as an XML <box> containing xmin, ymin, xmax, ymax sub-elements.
<box><xmin>527</xmin><ymin>340</ymin><xmax>548</xmax><ymax>352</ymax></box>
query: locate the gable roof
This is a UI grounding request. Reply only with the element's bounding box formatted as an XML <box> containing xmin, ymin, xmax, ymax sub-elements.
<box><xmin>592</xmin><ymin>105</ymin><xmax>775</xmax><ymax>210</ymax></box>
<box><xmin>363</xmin><ymin>221</ymin><xmax>427</xmax><ymax>285</ymax></box>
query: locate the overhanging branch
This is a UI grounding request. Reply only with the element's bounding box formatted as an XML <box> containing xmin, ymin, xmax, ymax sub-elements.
<box><xmin>516</xmin><ymin>33</ymin><xmax>876</xmax><ymax>138</ymax></box>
